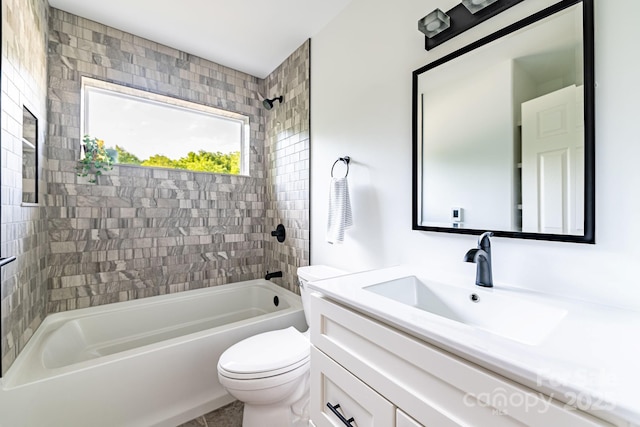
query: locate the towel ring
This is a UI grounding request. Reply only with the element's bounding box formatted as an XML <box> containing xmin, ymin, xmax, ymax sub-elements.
<box><xmin>331</xmin><ymin>156</ymin><xmax>350</xmax><ymax>178</ymax></box>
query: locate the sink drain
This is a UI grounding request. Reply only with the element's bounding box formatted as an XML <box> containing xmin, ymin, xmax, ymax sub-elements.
<box><xmin>469</xmin><ymin>293</ymin><xmax>480</xmax><ymax>303</ymax></box>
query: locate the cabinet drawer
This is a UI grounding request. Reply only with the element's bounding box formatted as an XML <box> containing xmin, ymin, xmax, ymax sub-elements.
<box><xmin>310</xmin><ymin>347</ymin><xmax>395</xmax><ymax>427</ymax></box>
<box><xmin>310</xmin><ymin>295</ymin><xmax>612</xmax><ymax>427</ymax></box>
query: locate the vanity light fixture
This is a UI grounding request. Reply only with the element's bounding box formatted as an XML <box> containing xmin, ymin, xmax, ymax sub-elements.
<box><xmin>420</xmin><ymin>0</ymin><xmax>524</xmax><ymax>51</ymax></box>
<box><xmin>418</xmin><ymin>9</ymin><xmax>451</xmax><ymax>38</ymax></box>
<box><xmin>461</xmin><ymin>0</ymin><xmax>499</xmax><ymax>14</ymax></box>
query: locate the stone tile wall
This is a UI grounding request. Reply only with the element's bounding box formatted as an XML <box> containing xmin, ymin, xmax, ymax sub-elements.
<box><xmin>1</xmin><ymin>4</ymin><xmax>311</xmax><ymax>379</ymax></box>
<box><xmin>46</xmin><ymin>8</ymin><xmax>267</xmax><ymax>312</ymax></box>
<box><xmin>263</xmin><ymin>40</ymin><xmax>311</xmax><ymax>292</ymax></box>
<box><xmin>1</xmin><ymin>0</ymin><xmax>50</xmax><ymax>375</ymax></box>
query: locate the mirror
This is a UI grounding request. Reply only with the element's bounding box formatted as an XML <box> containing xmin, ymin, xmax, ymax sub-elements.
<box><xmin>412</xmin><ymin>0</ymin><xmax>594</xmax><ymax>243</ymax></box>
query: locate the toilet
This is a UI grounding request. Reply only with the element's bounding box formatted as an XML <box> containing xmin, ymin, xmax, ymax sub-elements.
<box><xmin>217</xmin><ymin>265</ymin><xmax>346</xmax><ymax>427</ymax></box>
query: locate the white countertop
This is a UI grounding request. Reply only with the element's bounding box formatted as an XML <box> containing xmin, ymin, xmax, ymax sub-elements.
<box><xmin>308</xmin><ymin>266</ymin><xmax>640</xmax><ymax>426</ymax></box>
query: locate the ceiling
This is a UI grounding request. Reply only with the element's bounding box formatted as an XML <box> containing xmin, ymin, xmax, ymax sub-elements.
<box><xmin>48</xmin><ymin>0</ymin><xmax>352</xmax><ymax>78</ymax></box>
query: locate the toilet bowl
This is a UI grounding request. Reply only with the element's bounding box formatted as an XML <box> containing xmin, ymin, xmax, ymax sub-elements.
<box><xmin>217</xmin><ymin>265</ymin><xmax>346</xmax><ymax>427</ymax></box>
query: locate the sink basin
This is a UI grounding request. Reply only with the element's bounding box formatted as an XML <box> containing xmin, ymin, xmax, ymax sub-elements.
<box><xmin>364</xmin><ymin>275</ymin><xmax>567</xmax><ymax>345</ymax></box>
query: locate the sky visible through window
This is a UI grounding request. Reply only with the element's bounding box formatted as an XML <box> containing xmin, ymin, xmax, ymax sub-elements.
<box><xmin>85</xmin><ymin>87</ymin><xmax>242</xmax><ymax>161</ymax></box>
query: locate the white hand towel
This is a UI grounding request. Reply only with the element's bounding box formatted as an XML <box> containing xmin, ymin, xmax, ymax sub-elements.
<box><xmin>327</xmin><ymin>177</ymin><xmax>353</xmax><ymax>244</ymax></box>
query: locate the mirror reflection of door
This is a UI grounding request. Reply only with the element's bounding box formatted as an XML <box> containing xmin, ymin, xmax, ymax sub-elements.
<box><xmin>521</xmin><ymin>85</ymin><xmax>584</xmax><ymax>235</ymax></box>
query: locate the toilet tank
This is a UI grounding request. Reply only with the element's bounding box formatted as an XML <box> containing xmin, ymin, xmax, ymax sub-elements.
<box><xmin>297</xmin><ymin>265</ymin><xmax>346</xmax><ymax>327</ymax></box>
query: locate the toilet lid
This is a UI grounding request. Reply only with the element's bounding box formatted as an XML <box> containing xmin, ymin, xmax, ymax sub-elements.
<box><xmin>218</xmin><ymin>327</ymin><xmax>309</xmax><ymax>376</ymax></box>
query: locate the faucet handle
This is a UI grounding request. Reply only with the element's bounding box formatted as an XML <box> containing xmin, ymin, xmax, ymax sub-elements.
<box><xmin>478</xmin><ymin>231</ymin><xmax>494</xmax><ymax>249</ymax></box>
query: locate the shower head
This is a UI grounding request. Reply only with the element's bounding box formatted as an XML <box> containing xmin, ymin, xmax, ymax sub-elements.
<box><xmin>263</xmin><ymin>96</ymin><xmax>283</xmax><ymax>110</ymax></box>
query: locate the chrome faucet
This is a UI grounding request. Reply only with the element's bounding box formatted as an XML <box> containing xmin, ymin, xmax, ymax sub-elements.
<box><xmin>464</xmin><ymin>232</ymin><xmax>494</xmax><ymax>288</ymax></box>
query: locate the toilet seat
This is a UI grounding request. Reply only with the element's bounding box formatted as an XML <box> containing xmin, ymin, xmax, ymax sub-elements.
<box><xmin>218</xmin><ymin>327</ymin><xmax>309</xmax><ymax>380</ymax></box>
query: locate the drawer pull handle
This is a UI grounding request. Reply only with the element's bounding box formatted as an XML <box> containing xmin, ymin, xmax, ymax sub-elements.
<box><xmin>326</xmin><ymin>402</ymin><xmax>355</xmax><ymax>426</ymax></box>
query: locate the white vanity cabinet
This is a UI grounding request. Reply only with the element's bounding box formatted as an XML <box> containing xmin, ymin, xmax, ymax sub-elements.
<box><xmin>309</xmin><ymin>294</ymin><xmax>612</xmax><ymax>427</ymax></box>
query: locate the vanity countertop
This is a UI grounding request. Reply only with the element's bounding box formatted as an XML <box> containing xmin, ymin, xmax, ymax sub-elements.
<box><xmin>307</xmin><ymin>266</ymin><xmax>640</xmax><ymax>426</ymax></box>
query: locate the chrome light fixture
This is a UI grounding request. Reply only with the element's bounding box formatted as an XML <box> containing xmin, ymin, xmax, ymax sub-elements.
<box><xmin>418</xmin><ymin>9</ymin><xmax>451</xmax><ymax>38</ymax></box>
<box><xmin>419</xmin><ymin>0</ymin><xmax>523</xmax><ymax>50</ymax></box>
<box><xmin>461</xmin><ymin>0</ymin><xmax>499</xmax><ymax>14</ymax></box>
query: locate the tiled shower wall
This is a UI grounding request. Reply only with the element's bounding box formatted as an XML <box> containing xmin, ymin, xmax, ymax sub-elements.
<box><xmin>1</xmin><ymin>4</ymin><xmax>310</xmax><ymax>374</ymax></box>
<box><xmin>46</xmin><ymin>8</ymin><xmax>311</xmax><ymax>311</ymax></box>
<box><xmin>263</xmin><ymin>41</ymin><xmax>311</xmax><ymax>292</ymax></box>
<box><xmin>1</xmin><ymin>0</ymin><xmax>50</xmax><ymax>374</ymax></box>
<box><xmin>45</xmin><ymin>8</ymin><xmax>268</xmax><ymax>313</ymax></box>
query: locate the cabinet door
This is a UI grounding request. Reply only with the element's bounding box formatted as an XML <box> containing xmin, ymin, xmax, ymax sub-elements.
<box><xmin>310</xmin><ymin>347</ymin><xmax>395</xmax><ymax>427</ymax></box>
<box><xmin>397</xmin><ymin>410</ymin><xmax>423</xmax><ymax>427</ymax></box>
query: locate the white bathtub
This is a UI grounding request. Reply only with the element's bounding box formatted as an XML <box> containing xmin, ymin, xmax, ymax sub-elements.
<box><xmin>0</xmin><ymin>279</ymin><xmax>306</xmax><ymax>427</ymax></box>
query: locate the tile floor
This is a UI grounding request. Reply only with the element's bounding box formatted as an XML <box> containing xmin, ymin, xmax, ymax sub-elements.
<box><xmin>178</xmin><ymin>400</ymin><xmax>243</xmax><ymax>427</ymax></box>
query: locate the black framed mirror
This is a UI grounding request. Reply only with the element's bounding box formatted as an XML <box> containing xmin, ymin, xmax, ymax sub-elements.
<box><xmin>412</xmin><ymin>0</ymin><xmax>594</xmax><ymax>243</ymax></box>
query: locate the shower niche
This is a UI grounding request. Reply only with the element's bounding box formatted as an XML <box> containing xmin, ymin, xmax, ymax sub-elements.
<box><xmin>22</xmin><ymin>106</ymin><xmax>38</xmax><ymax>205</ymax></box>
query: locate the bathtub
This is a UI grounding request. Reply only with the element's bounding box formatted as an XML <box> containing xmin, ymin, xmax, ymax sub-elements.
<box><xmin>0</xmin><ymin>279</ymin><xmax>306</xmax><ymax>427</ymax></box>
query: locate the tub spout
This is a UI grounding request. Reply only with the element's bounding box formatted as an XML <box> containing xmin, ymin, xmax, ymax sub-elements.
<box><xmin>265</xmin><ymin>271</ymin><xmax>283</xmax><ymax>281</ymax></box>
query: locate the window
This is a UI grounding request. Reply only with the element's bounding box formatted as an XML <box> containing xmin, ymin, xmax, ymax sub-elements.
<box><xmin>22</xmin><ymin>107</ymin><xmax>38</xmax><ymax>204</ymax></box>
<box><xmin>81</xmin><ymin>77</ymin><xmax>249</xmax><ymax>175</ymax></box>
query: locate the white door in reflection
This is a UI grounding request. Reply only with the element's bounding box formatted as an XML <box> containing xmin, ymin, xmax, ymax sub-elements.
<box><xmin>521</xmin><ymin>85</ymin><xmax>584</xmax><ymax>235</ymax></box>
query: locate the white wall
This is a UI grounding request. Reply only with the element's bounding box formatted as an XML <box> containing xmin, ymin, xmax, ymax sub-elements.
<box><xmin>311</xmin><ymin>0</ymin><xmax>640</xmax><ymax>310</ymax></box>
